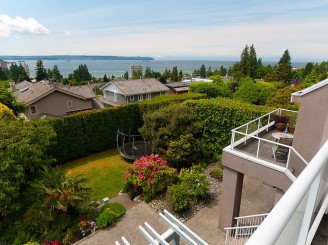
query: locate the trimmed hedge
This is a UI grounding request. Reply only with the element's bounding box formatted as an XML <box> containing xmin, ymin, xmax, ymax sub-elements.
<box><xmin>184</xmin><ymin>98</ymin><xmax>273</xmax><ymax>158</ymax></box>
<box><xmin>48</xmin><ymin>93</ymin><xmax>206</xmax><ymax>164</ymax></box>
<box><xmin>137</xmin><ymin>93</ymin><xmax>206</xmax><ymax>113</ymax></box>
<box><xmin>49</xmin><ymin>104</ymin><xmax>141</xmax><ymax>163</ymax></box>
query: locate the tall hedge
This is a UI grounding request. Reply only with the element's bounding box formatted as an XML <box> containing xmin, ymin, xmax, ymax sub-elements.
<box><xmin>184</xmin><ymin>98</ymin><xmax>273</xmax><ymax>158</ymax></box>
<box><xmin>49</xmin><ymin>104</ymin><xmax>141</xmax><ymax>163</ymax></box>
<box><xmin>137</xmin><ymin>93</ymin><xmax>206</xmax><ymax>113</ymax></box>
<box><xmin>48</xmin><ymin>93</ymin><xmax>206</xmax><ymax>164</ymax></box>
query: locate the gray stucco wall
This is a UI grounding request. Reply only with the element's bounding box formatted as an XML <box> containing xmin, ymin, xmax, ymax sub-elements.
<box><xmin>27</xmin><ymin>91</ymin><xmax>92</xmax><ymax>120</ymax></box>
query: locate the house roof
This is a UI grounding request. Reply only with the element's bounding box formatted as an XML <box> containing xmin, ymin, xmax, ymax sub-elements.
<box><xmin>291</xmin><ymin>78</ymin><xmax>328</xmax><ymax>101</ymax></box>
<box><xmin>101</xmin><ymin>78</ymin><xmax>170</xmax><ymax>96</ymax></box>
<box><xmin>14</xmin><ymin>80</ymin><xmax>96</xmax><ymax>104</ymax></box>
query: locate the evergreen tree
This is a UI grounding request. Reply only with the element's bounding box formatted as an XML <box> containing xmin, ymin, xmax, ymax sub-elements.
<box><xmin>179</xmin><ymin>70</ymin><xmax>183</xmax><ymax>81</ymax></box>
<box><xmin>240</xmin><ymin>45</ymin><xmax>250</xmax><ymax>76</ymax></box>
<box><xmin>69</xmin><ymin>64</ymin><xmax>92</xmax><ymax>84</ymax></box>
<box><xmin>275</xmin><ymin>50</ymin><xmax>292</xmax><ymax>83</ymax></box>
<box><xmin>103</xmin><ymin>74</ymin><xmax>109</xmax><ymax>83</ymax></box>
<box><xmin>144</xmin><ymin>67</ymin><xmax>152</xmax><ymax>78</ymax></box>
<box><xmin>249</xmin><ymin>44</ymin><xmax>258</xmax><ymax>79</ymax></box>
<box><xmin>200</xmin><ymin>64</ymin><xmax>206</xmax><ymax>78</ymax></box>
<box><xmin>279</xmin><ymin>49</ymin><xmax>291</xmax><ymax>65</ymax></box>
<box><xmin>35</xmin><ymin>60</ymin><xmax>47</xmax><ymax>82</ymax></box>
<box><xmin>123</xmin><ymin>71</ymin><xmax>129</xmax><ymax>79</ymax></box>
<box><xmin>52</xmin><ymin>65</ymin><xmax>62</xmax><ymax>80</ymax></box>
<box><xmin>219</xmin><ymin>65</ymin><xmax>227</xmax><ymax>76</ymax></box>
<box><xmin>0</xmin><ymin>67</ymin><xmax>7</xmax><ymax>81</ymax></box>
<box><xmin>303</xmin><ymin>62</ymin><xmax>314</xmax><ymax>77</ymax></box>
<box><xmin>171</xmin><ymin>66</ymin><xmax>178</xmax><ymax>82</ymax></box>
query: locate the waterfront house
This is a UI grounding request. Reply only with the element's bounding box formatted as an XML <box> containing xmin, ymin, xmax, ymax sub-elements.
<box><xmin>14</xmin><ymin>80</ymin><xmax>103</xmax><ymax>120</ymax></box>
<box><xmin>100</xmin><ymin>78</ymin><xmax>169</xmax><ymax>105</ymax></box>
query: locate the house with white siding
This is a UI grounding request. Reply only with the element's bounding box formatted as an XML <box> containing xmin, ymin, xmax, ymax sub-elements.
<box><xmin>100</xmin><ymin>78</ymin><xmax>169</xmax><ymax>105</ymax></box>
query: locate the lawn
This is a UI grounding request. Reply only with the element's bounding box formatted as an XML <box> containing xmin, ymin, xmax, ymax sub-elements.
<box><xmin>61</xmin><ymin>148</ymin><xmax>131</xmax><ymax>201</ymax></box>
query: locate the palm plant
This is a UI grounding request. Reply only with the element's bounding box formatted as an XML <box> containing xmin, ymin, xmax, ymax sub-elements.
<box><xmin>24</xmin><ymin>167</ymin><xmax>90</xmax><ymax>233</ymax></box>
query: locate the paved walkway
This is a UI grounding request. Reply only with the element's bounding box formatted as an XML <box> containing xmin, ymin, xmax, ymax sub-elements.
<box><xmin>77</xmin><ymin>175</ymin><xmax>275</xmax><ymax>245</ymax></box>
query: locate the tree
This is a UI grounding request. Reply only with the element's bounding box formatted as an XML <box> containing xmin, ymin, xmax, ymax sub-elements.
<box><xmin>0</xmin><ymin>120</ymin><xmax>56</xmax><ymax>216</ymax></box>
<box><xmin>10</xmin><ymin>63</ymin><xmax>28</xmax><ymax>83</ymax></box>
<box><xmin>179</xmin><ymin>70</ymin><xmax>183</xmax><ymax>81</ymax></box>
<box><xmin>279</xmin><ymin>49</ymin><xmax>291</xmax><ymax>65</ymax></box>
<box><xmin>171</xmin><ymin>66</ymin><xmax>178</xmax><ymax>82</ymax></box>
<box><xmin>233</xmin><ymin>78</ymin><xmax>260</xmax><ymax>104</ymax></box>
<box><xmin>123</xmin><ymin>71</ymin><xmax>129</xmax><ymax>79</ymax></box>
<box><xmin>52</xmin><ymin>65</ymin><xmax>62</xmax><ymax>81</ymax></box>
<box><xmin>200</xmin><ymin>64</ymin><xmax>206</xmax><ymax>78</ymax></box>
<box><xmin>139</xmin><ymin>104</ymin><xmax>202</xmax><ymax>156</ymax></box>
<box><xmin>219</xmin><ymin>65</ymin><xmax>227</xmax><ymax>76</ymax></box>
<box><xmin>103</xmin><ymin>74</ymin><xmax>109</xmax><ymax>83</ymax></box>
<box><xmin>24</xmin><ymin>167</ymin><xmax>90</xmax><ymax>233</ymax></box>
<box><xmin>0</xmin><ymin>67</ymin><xmax>8</xmax><ymax>81</ymax></box>
<box><xmin>35</xmin><ymin>60</ymin><xmax>47</xmax><ymax>82</ymax></box>
<box><xmin>68</xmin><ymin>64</ymin><xmax>92</xmax><ymax>84</ymax></box>
<box><xmin>0</xmin><ymin>81</ymin><xmax>26</xmax><ymax>115</ymax></box>
<box><xmin>144</xmin><ymin>67</ymin><xmax>152</xmax><ymax>78</ymax></box>
<box><xmin>249</xmin><ymin>44</ymin><xmax>258</xmax><ymax>79</ymax></box>
<box><xmin>132</xmin><ymin>70</ymin><xmax>142</xmax><ymax>80</ymax></box>
<box><xmin>240</xmin><ymin>45</ymin><xmax>250</xmax><ymax>76</ymax></box>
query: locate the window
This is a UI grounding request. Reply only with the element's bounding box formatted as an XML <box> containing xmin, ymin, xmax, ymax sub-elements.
<box><xmin>146</xmin><ymin>93</ymin><xmax>151</xmax><ymax>100</ymax></box>
<box><xmin>138</xmin><ymin>94</ymin><xmax>143</xmax><ymax>101</ymax></box>
<box><xmin>67</xmin><ymin>101</ymin><xmax>73</xmax><ymax>108</ymax></box>
<box><xmin>129</xmin><ymin>95</ymin><xmax>134</xmax><ymax>101</ymax></box>
<box><xmin>30</xmin><ymin>105</ymin><xmax>37</xmax><ymax>114</ymax></box>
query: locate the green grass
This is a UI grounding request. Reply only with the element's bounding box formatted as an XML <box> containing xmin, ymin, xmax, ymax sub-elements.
<box><xmin>61</xmin><ymin>148</ymin><xmax>131</xmax><ymax>201</ymax></box>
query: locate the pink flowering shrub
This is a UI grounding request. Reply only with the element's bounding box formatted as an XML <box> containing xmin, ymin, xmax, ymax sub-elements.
<box><xmin>124</xmin><ymin>154</ymin><xmax>177</xmax><ymax>202</ymax></box>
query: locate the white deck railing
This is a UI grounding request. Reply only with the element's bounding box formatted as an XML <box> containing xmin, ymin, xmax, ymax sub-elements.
<box><xmin>224</xmin><ymin>213</ymin><xmax>268</xmax><ymax>245</ymax></box>
<box><xmin>246</xmin><ymin>139</ymin><xmax>328</xmax><ymax>245</ymax></box>
<box><xmin>227</xmin><ymin>108</ymin><xmax>307</xmax><ymax>178</ymax></box>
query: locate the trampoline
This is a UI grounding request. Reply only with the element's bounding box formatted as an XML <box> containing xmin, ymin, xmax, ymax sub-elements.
<box><xmin>117</xmin><ymin>129</ymin><xmax>152</xmax><ymax>161</ymax></box>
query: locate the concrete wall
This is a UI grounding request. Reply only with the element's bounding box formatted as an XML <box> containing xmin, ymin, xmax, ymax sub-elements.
<box><xmin>222</xmin><ymin>152</ymin><xmax>292</xmax><ymax>192</ymax></box>
<box><xmin>27</xmin><ymin>91</ymin><xmax>92</xmax><ymax>119</ymax></box>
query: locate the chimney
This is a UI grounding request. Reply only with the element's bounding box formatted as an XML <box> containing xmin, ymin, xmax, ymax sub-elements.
<box><xmin>10</xmin><ymin>81</ymin><xmax>16</xmax><ymax>92</ymax></box>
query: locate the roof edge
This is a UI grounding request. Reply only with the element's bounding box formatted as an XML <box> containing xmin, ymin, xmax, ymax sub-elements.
<box><xmin>291</xmin><ymin>78</ymin><xmax>328</xmax><ymax>100</ymax></box>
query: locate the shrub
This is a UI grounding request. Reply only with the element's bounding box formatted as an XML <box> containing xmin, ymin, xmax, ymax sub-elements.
<box><xmin>0</xmin><ymin>102</ymin><xmax>15</xmax><ymax>120</ymax></box>
<box><xmin>166</xmin><ymin>133</ymin><xmax>198</xmax><ymax>170</ymax></box>
<box><xmin>210</xmin><ymin>168</ymin><xmax>223</xmax><ymax>181</ymax></box>
<box><xmin>178</xmin><ymin>167</ymin><xmax>210</xmax><ymax>200</ymax></box>
<box><xmin>96</xmin><ymin>208</ymin><xmax>117</xmax><ymax>229</ymax></box>
<box><xmin>189</xmin><ymin>82</ymin><xmax>232</xmax><ymax>98</ymax></box>
<box><xmin>167</xmin><ymin>183</ymin><xmax>190</xmax><ymax>212</ymax></box>
<box><xmin>167</xmin><ymin>166</ymin><xmax>210</xmax><ymax>212</ymax></box>
<box><xmin>99</xmin><ymin>203</ymin><xmax>126</xmax><ymax>217</ymax></box>
<box><xmin>139</xmin><ymin>103</ymin><xmax>202</xmax><ymax>156</ymax></box>
<box><xmin>96</xmin><ymin>203</ymin><xmax>126</xmax><ymax>229</ymax></box>
<box><xmin>124</xmin><ymin>154</ymin><xmax>177</xmax><ymax>201</ymax></box>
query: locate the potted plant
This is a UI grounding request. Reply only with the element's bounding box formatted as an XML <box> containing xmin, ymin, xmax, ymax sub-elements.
<box><xmin>288</xmin><ymin>118</ymin><xmax>296</xmax><ymax>134</ymax></box>
<box><xmin>274</xmin><ymin>115</ymin><xmax>289</xmax><ymax>132</ymax></box>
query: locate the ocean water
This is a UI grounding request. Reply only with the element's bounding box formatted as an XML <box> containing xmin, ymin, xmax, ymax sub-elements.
<box><xmin>6</xmin><ymin>59</ymin><xmax>307</xmax><ymax>78</ymax></box>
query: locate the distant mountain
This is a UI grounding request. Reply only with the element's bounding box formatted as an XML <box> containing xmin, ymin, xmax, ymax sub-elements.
<box><xmin>0</xmin><ymin>55</ymin><xmax>154</xmax><ymax>61</ymax></box>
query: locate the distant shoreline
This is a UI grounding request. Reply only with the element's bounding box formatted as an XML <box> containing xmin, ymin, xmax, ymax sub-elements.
<box><xmin>0</xmin><ymin>55</ymin><xmax>155</xmax><ymax>61</ymax></box>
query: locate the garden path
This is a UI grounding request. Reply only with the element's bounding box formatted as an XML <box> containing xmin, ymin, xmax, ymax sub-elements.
<box><xmin>75</xmin><ymin>175</ymin><xmax>275</xmax><ymax>245</ymax></box>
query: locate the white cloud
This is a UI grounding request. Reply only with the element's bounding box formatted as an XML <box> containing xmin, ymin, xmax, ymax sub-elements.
<box><xmin>65</xmin><ymin>31</ymin><xmax>71</xmax><ymax>36</ymax></box>
<box><xmin>0</xmin><ymin>14</ymin><xmax>49</xmax><ymax>37</ymax></box>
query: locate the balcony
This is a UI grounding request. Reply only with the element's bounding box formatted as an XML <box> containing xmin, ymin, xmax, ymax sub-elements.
<box><xmin>224</xmin><ymin>108</ymin><xmax>307</xmax><ymax>181</ymax></box>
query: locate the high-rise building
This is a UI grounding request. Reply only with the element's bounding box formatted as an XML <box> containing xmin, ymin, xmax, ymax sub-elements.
<box><xmin>130</xmin><ymin>65</ymin><xmax>143</xmax><ymax>79</ymax></box>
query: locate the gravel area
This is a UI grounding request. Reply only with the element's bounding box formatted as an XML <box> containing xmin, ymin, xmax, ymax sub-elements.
<box><xmin>147</xmin><ymin>163</ymin><xmax>222</xmax><ymax>223</ymax></box>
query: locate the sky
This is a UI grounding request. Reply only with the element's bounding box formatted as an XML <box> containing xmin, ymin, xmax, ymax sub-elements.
<box><xmin>0</xmin><ymin>0</ymin><xmax>328</xmax><ymax>61</ymax></box>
